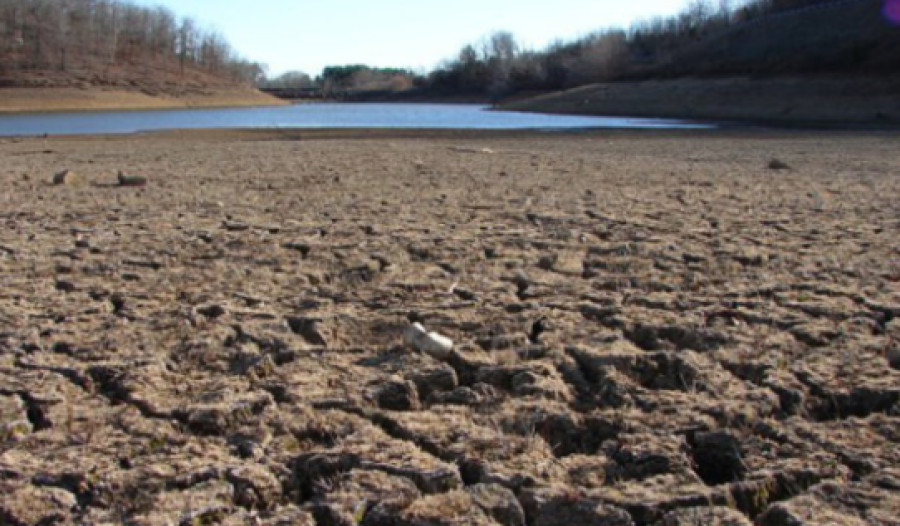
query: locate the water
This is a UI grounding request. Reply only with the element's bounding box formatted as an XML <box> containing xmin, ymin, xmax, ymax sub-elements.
<box><xmin>0</xmin><ymin>103</ymin><xmax>712</xmax><ymax>137</ymax></box>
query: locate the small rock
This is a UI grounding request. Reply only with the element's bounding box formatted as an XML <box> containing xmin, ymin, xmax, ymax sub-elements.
<box><xmin>55</xmin><ymin>280</ymin><xmax>76</xmax><ymax>293</ymax></box>
<box><xmin>512</xmin><ymin>270</ymin><xmax>531</xmax><ymax>290</ymax></box>
<box><xmin>538</xmin><ymin>254</ymin><xmax>557</xmax><ymax>270</ymax></box>
<box><xmin>109</xmin><ymin>294</ymin><xmax>126</xmax><ymax>313</ymax></box>
<box><xmin>734</xmin><ymin>251</ymin><xmax>767</xmax><ymax>267</ymax></box>
<box><xmin>196</xmin><ymin>304</ymin><xmax>227</xmax><ymax>319</ymax></box>
<box><xmin>0</xmin><ymin>486</ymin><xmax>78</xmax><ymax>525</ymax></box>
<box><xmin>477</xmin><ymin>333</ymin><xmax>530</xmax><ymax>351</ymax></box>
<box><xmin>519</xmin><ymin>488</ymin><xmax>634</xmax><ymax>526</ymax></box>
<box><xmin>184</xmin><ymin>393</ymin><xmax>273</xmax><ymax>435</ymax></box>
<box><xmin>283</xmin><ymin>242</ymin><xmax>311</xmax><ymax>258</ymax></box>
<box><xmin>689</xmin><ymin>431</ymin><xmax>746</xmax><ymax>485</ymax></box>
<box><xmin>367</xmin><ymin>255</ymin><xmax>391</xmax><ymax>273</ymax></box>
<box><xmin>554</xmin><ymin>251</ymin><xmax>585</xmax><ymax>275</ymax></box>
<box><xmin>429</xmin><ymin>386</ymin><xmax>481</xmax><ymax>406</ymax></box>
<box><xmin>886</xmin><ymin>344</ymin><xmax>900</xmax><ymax>370</ymax></box>
<box><xmin>768</xmin><ymin>158</ymin><xmax>791</xmax><ymax>170</ymax></box>
<box><xmin>659</xmin><ymin>506</ymin><xmax>751</xmax><ymax>525</ymax></box>
<box><xmin>452</xmin><ymin>287</ymin><xmax>477</xmax><ymax>301</ymax></box>
<box><xmin>375</xmin><ymin>379</ymin><xmax>421</xmax><ymax>411</ymax></box>
<box><xmin>756</xmin><ymin>482</ymin><xmax>895</xmax><ymax>526</ymax></box>
<box><xmin>226</xmin><ymin>465</ymin><xmax>282</xmax><ymax>511</ymax></box>
<box><xmin>52</xmin><ymin>169</ymin><xmax>80</xmax><ymax>185</ymax></box>
<box><xmin>286</xmin><ymin>316</ymin><xmax>329</xmax><ymax>347</ymax></box>
<box><xmin>117</xmin><ymin>171</ymin><xmax>148</xmax><ymax>187</ymax></box>
<box><xmin>682</xmin><ymin>252</ymin><xmax>706</xmax><ymax>265</ymax></box>
<box><xmin>529</xmin><ymin>317</ymin><xmax>549</xmax><ymax>343</ymax></box>
<box><xmin>123</xmin><ymin>259</ymin><xmax>162</xmax><ymax>270</ymax></box>
<box><xmin>365</xmin><ymin>490</ymin><xmax>486</xmax><ymax>525</ymax></box>
<box><xmin>437</xmin><ymin>261</ymin><xmax>461</xmax><ymax>275</ymax></box>
<box><xmin>468</xmin><ymin>483</ymin><xmax>526</xmax><ymax>526</ymax></box>
<box><xmin>409</xmin><ymin>365</ymin><xmax>458</xmax><ymax>400</ymax></box>
<box><xmin>407</xmin><ymin>243</ymin><xmax>431</xmax><ymax>261</ymax></box>
<box><xmin>223</xmin><ymin>221</ymin><xmax>250</xmax><ymax>231</ymax></box>
<box><xmin>266</xmin><ymin>506</ymin><xmax>316</xmax><ymax>525</ymax></box>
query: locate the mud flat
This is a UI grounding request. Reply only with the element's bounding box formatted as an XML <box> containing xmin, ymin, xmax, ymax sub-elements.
<box><xmin>1</xmin><ymin>128</ymin><xmax>898</xmax><ymax>524</ymax></box>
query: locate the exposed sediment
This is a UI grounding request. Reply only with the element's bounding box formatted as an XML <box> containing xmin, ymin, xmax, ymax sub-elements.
<box><xmin>0</xmin><ymin>129</ymin><xmax>898</xmax><ymax>524</ymax></box>
<box><xmin>0</xmin><ymin>87</ymin><xmax>286</xmax><ymax>114</ymax></box>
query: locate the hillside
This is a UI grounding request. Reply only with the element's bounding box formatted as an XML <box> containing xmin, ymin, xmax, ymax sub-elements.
<box><xmin>502</xmin><ymin>0</ymin><xmax>900</xmax><ymax>125</ymax></box>
<box><xmin>500</xmin><ymin>76</ymin><xmax>900</xmax><ymax>126</ymax></box>
<box><xmin>625</xmin><ymin>0</ymin><xmax>899</xmax><ymax>79</ymax></box>
<box><xmin>0</xmin><ymin>0</ymin><xmax>282</xmax><ymax>112</ymax></box>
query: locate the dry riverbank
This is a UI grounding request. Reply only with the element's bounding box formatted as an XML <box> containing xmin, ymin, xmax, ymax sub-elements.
<box><xmin>501</xmin><ymin>76</ymin><xmax>900</xmax><ymax>126</ymax></box>
<box><xmin>1</xmin><ymin>128</ymin><xmax>898</xmax><ymax>524</ymax></box>
<box><xmin>0</xmin><ymin>87</ymin><xmax>287</xmax><ymax>114</ymax></box>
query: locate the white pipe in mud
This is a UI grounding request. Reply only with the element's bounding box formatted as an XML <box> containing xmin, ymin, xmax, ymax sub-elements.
<box><xmin>404</xmin><ymin>322</ymin><xmax>454</xmax><ymax>359</ymax></box>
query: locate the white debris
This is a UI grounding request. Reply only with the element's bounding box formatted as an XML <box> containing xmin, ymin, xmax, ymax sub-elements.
<box><xmin>404</xmin><ymin>322</ymin><xmax>454</xmax><ymax>359</ymax></box>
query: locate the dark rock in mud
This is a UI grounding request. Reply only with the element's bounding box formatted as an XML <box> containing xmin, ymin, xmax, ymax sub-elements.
<box><xmin>468</xmin><ymin>483</ymin><xmax>526</xmax><ymax>526</ymax></box>
<box><xmin>520</xmin><ymin>487</ymin><xmax>635</xmax><ymax>526</ymax></box>
<box><xmin>287</xmin><ymin>316</ymin><xmax>330</xmax><ymax>347</ymax></box>
<box><xmin>657</xmin><ymin>506</ymin><xmax>751</xmax><ymax>525</ymax></box>
<box><xmin>375</xmin><ymin>380</ymin><xmax>421</xmax><ymax>411</ymax></box>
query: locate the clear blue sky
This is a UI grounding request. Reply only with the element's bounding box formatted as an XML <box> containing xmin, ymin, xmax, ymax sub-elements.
<box><xmin>134</xmin><ymin>0</ymin><xmax>693</xmax><ymax>77</ymax></box>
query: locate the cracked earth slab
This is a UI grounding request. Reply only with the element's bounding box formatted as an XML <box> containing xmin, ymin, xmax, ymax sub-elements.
<box><xmin>1</xmin><ymin>128</ymin><xmax>899</xmax><ymax>525</ymax></box>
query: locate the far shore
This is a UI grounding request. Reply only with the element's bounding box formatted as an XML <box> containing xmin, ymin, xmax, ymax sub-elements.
<box><xmin>499</xmin><ymin>76</ymin><xmax>900</xmax><ymax>127</ymax></box>
<box><xmin>0</xmin><ymin>87</ymin><xmax>288</xmax><ymax>114</ymax></box>
<box><xmin>5</xmin><ymin>77</ymin><xmax>900</xmax><ymax>131</ymax></box>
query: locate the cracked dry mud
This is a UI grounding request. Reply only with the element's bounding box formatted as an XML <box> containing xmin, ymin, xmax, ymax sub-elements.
<box><xmin>1</xmin><ymin>129</ymin><xmax>898</xmax><ymax>525</ymax></box>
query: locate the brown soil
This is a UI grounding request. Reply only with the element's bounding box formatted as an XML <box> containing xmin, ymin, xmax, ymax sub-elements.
<box><xmin>0</xmin><ymin>87</ymin><xmax>286</xmax><ymax>114</ymax></box>
<box><xmin>0</xmin><ymin>61</ymin><xmax>287</xmax><ymax>113</ymax></box>
<box><xmin>1</xmin><ymin>129</ymin><xmax>898</xmax><ymax>525</ymax></box>
<box><xmin>500</xmin><ymin>76</ymin><xmax>900</xmax><ymax>126</ymax></box>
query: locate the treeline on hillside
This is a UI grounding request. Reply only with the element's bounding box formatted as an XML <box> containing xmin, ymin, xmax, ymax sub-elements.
<box><xmin>0</xmin><ymin>0</ymin><xmax>263</xmax><ymax>85</ymax></box>
<box><xmin>416</xmin><ymin>0</ymin><xmax>899</xmax><ymax>98</ymax></box>
<box><xmin>261</xmin><ymin>65</ymin><xmax>415</xmax><ymax>96</ymax></box>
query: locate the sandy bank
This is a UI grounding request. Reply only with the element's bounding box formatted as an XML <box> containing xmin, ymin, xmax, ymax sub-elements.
<box><xmin>500</xmin><ymin>76</ymin><xmax>900</xmax><ymax>126</ymax></box>
<box><xmin>0</xmin><ymin>87</ymin><xmax>288</xmax><ymax>114</ymax></box>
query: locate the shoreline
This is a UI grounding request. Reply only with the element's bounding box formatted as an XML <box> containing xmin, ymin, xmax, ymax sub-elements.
<box><xmin>4</xmin><ymin>82</ymin><xmax>899</xmax><ymax>133</ymax></box>
<box><xmin>499</xmin><ymin>76</ymin><xmax>900</xmax><ymax>127</ymax></box>
<box><xmin>0</xmin><ymin>87</ymin><xmax>288</xmax><ymax>115</ymax></box>
<box><xmin>9</xmin><ymin>125</ymin><xmax>898</xmax><ymax>145</ymax></box>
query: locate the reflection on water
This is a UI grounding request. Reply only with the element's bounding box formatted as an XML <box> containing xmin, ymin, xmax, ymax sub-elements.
<box><xmin>0</xmin><ymin>103</ymin><xmax>712</xmax><ymax>136</ymax></box>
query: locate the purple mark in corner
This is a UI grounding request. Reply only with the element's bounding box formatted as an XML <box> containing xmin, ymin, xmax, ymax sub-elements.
<box><xmin>885</xmin><ymin>0</ymin><xmax>900</xmax><ymax>24</ymax></box>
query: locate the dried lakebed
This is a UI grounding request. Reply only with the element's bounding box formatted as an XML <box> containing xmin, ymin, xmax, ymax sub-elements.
<box><xmin>0</xmin><ymin>129</ymin><xmax>898</xmax><ymax>525</ymax></box>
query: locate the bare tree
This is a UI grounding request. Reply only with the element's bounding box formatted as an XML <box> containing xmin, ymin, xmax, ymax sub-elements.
<box><xmin>0</xmin><ymin>0</ymin><xmax>262</xmax><ymax>84</ymax></box>
<box><xmin>177</xmin><ymin>17</ymin><xmax>196</xmax><ymax>73</ymax></box>
<box><xmin>488</xmin><ymin>31</ymin><xmax>518</xmax><ymax>62</ymax></box>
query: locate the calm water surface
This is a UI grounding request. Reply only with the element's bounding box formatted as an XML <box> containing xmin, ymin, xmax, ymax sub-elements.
<box><xmin>0</xmin><ymin>103</ymin><xmax>712</xmax><ymax>136</ymax></box>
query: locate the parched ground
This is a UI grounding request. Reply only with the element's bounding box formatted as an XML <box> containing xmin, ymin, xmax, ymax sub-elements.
<box><xmin>0</xmin><ymin>129</ymin><xmax>898</xmax><ymax>525</ymax></box>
